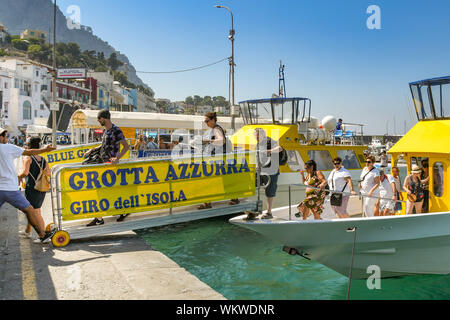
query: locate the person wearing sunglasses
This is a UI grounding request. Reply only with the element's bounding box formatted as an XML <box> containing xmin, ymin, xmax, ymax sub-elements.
<box><xmin>297</xmin><ymin>160</ymin><xmax>328</xmax><ymax>220</ymax></box>
<box><xmin>403</xmin><ymin>164</ymin><xmax>425</xmax><ymax>214</ymax></box>
<box><xmin>327</xmin><ymin>157</ymin><xmax>357</xmax><ymax>218</ymax></box>
<box><xmin>359</xmin><ymin>155</ymin><xmax>380</xmax><ymax>217</ymax></box>
<box><xmin>198</xmin><ymin>112</ymin><xmax>238</xmax><ymax>209</ymax></box>
<box><xmin>85</xmin><ymin>109</ymin><xmax>131</xmax><ymax>226</ymax></box>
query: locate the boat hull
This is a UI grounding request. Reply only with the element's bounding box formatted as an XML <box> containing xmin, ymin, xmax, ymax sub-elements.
<box><xmin>230</xmin><ymin>209</ymin><xmax>450</xmax><ymax>278</ymax></box>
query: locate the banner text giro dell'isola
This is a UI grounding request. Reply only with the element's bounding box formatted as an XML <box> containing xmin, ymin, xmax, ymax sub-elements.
<box><xmin>42</xmin><ymin>143</ymin><xmax>130</xmax><ymax>168</ymax></box>
<box><xmin>57</xmin><ymin>153</ymin><xmax>256</xmax><ymax>221</ymax></box>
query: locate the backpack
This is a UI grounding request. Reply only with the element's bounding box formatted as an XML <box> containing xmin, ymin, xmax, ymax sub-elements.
<box><xmin>30</xmin><ymin>156</ymin><xmax>50</xmax><ymax>192</ymax></box>
<box><xmin>263</xmin><ymin>139</ymin><xmax>288</xmax><ymax>167</ymax></box>
<box><xmin>82</xmin><ymin>147</ymin><xmax>105</xmax><ymax>165</ymax></box>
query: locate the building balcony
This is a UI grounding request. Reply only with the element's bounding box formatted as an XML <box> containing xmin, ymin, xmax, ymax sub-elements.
<box><xmin>20</xmin><ymin>89</ymin><xmax>31</xmax><ymax>97</ymax></box>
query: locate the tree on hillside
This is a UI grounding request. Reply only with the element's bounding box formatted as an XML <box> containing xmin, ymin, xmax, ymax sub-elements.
<box><xmin>27</xmin><ymin>44</ymin><xmax>42</xmax><ymax>60</ymax></box>
<box><xmin>214</xmin><ymin>96</ymin><xmax>228</xmax><ymax>107</ymax></box>
<box><xmin>113</xmin><ymin>71</ymin><xmax>136</xmax><ymax>89</ymax></box>
<box><xmin>66</xmin><ymin>42</ymin><xmax>81</xmax><ymax>58</ymax></box>
<box><xmin>56</xmin><ymin>42</ymin><xmax>67</xmax><ymax>56</ymax></box>
<box><xmin>185</xmin><ymin>96</ymin><xmax>194</xmax><ymax>105</ymax></box>
<box><xmin>107</xmin><ymin>52</ymin><xmax>123</xmax><ymax>71</ymax></box>
<box><xmin>11</xmin><ymin>39</ymin><xmax>28</xmax><ymax>51</ymax></box>
<box><xmin>203</xmin><ymin>96</ymin><xmax>212</xmax><ymax>106</ymax></box>
<box><xmin>156</xmin><ymin>100</ymin><xmax>169</xmax><ymax>113</ymax></box>
<box><xmin>193</xmin><ymin>95</ymin><xmax>202</xmax><ymax>106</ymax></box>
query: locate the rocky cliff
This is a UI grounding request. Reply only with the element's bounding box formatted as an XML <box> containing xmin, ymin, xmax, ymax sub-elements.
<box><xmin>0</xmin><ymin>0</ymin><xmax>150</xmax><ymax>90</ymax></box>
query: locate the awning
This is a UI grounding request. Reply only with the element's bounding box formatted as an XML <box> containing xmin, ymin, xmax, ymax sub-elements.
<box><xmin>70</xmin><ymin>110</ymin><xmax>244</xmax><ymax>131</ymax></box>
<box><xmin>26</xmin><ymin>125</ymin><xmax>53</xmax><ymax>135</ymax></box>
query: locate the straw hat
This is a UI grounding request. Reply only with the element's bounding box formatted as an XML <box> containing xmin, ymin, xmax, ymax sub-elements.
<box><xmin>411</xmin><ymin>164</ymin><xmax>422</xmax><ymax>174</ymax></box>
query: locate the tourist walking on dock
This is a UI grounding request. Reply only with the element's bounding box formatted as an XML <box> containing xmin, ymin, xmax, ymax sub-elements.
<box><xmin>254</xmin><ymin>128</ymin><xmax>283</xmax><ymax>219</ymax></box>
<box><xmin>403</xmin><ymin>165</ymin><xmax>425</xmax><ymax>214</ymax></box>
<box><xmin>297</xmin><ymin>160</ymin><xmax>328</xmax><ymax>220</ymax></box>
<box><xmin>359</xmin><ymin>155</ymin><xmax>380</xmax><ymax>217</ymax></box>
<box><xmin>0</xmin><ymin>128</ymin><xmax>56</xmax><ymax>243</ymax></box>
<box><xmin>198</xmin><ymin>112</ymin><xmax>238</xmax><ymax>209</ymax></box>
<box><xmin>327</xmin><ymin>157</ymin><xmax>357</xmax><ymax>218</ymax></box>
<box><xmin>84</xmin><ymin>109</ymin><xmax>131</xmax><ymax>226</ymax></box>
<box><xmin>17</xmin><ymin>137</ymin><xmax>51</xmax><ymax>239</ymax></box>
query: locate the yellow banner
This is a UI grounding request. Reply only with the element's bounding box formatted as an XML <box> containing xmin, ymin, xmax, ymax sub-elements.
<box><xmin>58</xmin><ymin>153</ymin><xmax>255</xmax><ymax>221</ymax></box>
<box><xmin>44</xmin><ymin>144</ymin><xmax>100</xmax><ymax>168</ymax></box>
<box><xmin>43</xmin><ymin>144</ymin><xmax>130</xmax><ymax>168</ymax></box>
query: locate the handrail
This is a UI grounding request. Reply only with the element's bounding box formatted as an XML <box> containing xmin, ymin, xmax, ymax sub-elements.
<box><xmin>290</xmin><ymin>183</ymin><xmax>406</xmax><ymax>203</ymax></box>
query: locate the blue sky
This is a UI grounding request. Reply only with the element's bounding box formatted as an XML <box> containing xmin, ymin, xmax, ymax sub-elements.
<box><xmin>57</xmin><ymin>0</ymin><xmax>450</xmax><ymax>134</ymax></box>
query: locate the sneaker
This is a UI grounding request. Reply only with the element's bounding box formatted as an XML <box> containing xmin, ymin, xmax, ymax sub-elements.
<box><xmin>33</xmin><ymin>229</ymin><xmax>56</xmax><ymax>244</ymax></box>
<box><xmin>116</xmin><ymin>214</ymin><xmax>129</xmax><ymax>222</ymax></box>
<box><xmin>86</xmin><ymin>218</ymin><xmax>104</xmax><ymax>227</ymax></box>
<box><xmin>19</xmin><ymin>230</ymin><xmax>32</xmax><ymax>239</ymax></box>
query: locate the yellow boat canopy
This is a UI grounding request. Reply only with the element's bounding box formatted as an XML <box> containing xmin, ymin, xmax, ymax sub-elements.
<box><xmin>388</xmin><ymin>120</ymin><xmax>450</xmax><ymax>155</ymax></box>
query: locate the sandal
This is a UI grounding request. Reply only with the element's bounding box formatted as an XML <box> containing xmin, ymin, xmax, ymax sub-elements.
<box><xmin>260</xmin><ymin>212</ymin><xmax>273</xmax><ymax>220</ymax></box>
<box><xmin>197</xmin><ymin>203</ymin><xmax>212</xmax><ymax>210</ymax></box>
<box><xmin>229</xmin><ymin>199</ymin><xmax>240</xmax><ymax>205</ymax></box>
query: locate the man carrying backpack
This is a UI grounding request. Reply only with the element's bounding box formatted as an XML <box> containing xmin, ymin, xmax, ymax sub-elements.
<box><xmin>254</xmin><ymin>128</ymin><xmax>285</xmax><ymax>219</ymax></box>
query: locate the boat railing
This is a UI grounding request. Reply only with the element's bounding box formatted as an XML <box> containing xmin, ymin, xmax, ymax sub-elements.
<box><xmin>283</xmin><ymin>183</ymin><xmax>407</xmax><ymax>220</ymax></box>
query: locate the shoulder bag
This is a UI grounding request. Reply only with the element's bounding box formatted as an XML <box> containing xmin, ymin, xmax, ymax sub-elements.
<box><xmin>330</xmin><ymin>170</ymin><xmax>348</xmax><ymax>207</ymax></box>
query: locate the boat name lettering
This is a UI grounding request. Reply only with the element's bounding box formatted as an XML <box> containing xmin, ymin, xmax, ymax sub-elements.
<box><xmin>67</xmin><ymin>158</ymin><xmax>250</xmax><ymax>191</ymax></box>
<box><xmin>69</xmin><ymin>191</ymin><xmax>188</xmax><ymax>215</ymax></box>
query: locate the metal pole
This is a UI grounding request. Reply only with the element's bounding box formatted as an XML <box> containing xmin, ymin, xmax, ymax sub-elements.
<box><xmin>215</xmin><ymin>5</ymin><xmax>235</xmax><ymax>131</ymax></box>
<box><xmin>288</xmin><ymin>185</ymin><xmax>292</xmax><ymax>220</ymax></box>
<box><xmin>230</xmin><ymin>11</ymin><xmax>235</xmax><ymax>132</ymax></box>
<box><xmin>51</xmin><ymin>0</ymin><xmax>57</xmax><ymax>147</ymax></box>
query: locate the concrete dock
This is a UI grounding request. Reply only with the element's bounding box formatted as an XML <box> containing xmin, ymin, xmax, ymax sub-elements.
<box><xmin>0</xmin><ymin>195</ymin><xmax>225</xmax><ymax>300</ymax></box>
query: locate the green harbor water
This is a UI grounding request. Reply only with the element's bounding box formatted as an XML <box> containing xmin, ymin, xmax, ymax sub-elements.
<box><xmin>136</xmin><ymin>167</ymin><xmax>450</xmax><ymax>300</ymax></box>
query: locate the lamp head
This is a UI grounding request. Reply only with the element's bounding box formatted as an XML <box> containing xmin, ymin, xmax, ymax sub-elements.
<box><xmin>215</xmin><ymin>5</ymin><xmax>223</xmax><ymax>8</ymax></box>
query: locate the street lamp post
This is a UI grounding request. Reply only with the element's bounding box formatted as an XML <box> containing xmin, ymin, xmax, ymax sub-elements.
<box><xmin>215</xmin><ymin>5</ymin><xmax>236</xmax><ymax>131</ymax></box>
<box><xmin>51</xmin><ymin>0</ymin><xmax>57</xmax><ymax>147</ymax></box>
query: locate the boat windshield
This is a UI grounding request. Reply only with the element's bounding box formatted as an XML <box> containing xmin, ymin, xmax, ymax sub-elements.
<box><xmin>239</xmin><ymin>98</ymin><xmax>311</xmax><ymax>125</ymax></box>
<box><xmin>410</xmin><ymin>76</ymin><xmax>450</xmax><ymax>120</ymax></box>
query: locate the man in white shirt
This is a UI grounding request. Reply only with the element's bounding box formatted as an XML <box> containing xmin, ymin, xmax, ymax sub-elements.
<box><xmin>378</xmin><ymin>169</ymin><xmax>396</xmax><ymax>215</ymax></box>
<box><xmin>0</xmin><ymin>128</ymin><xmax>57</xmax><ymax>243</ymax></box>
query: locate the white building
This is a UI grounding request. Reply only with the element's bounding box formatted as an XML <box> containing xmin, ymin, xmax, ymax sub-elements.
<box><xmin>0</xmin><ymin>22</ymin><xmax>8</xmax><ymax>44</ymax></box>
<box><xmin>137</xmin><ymin>89</ymin><xmax>157</xmax><ymax>112</ymax></box>
<box><xmin>0</xmin><ymin>57</ymin><xmax>51</xmax><ymax>135</ymax></box>
<box><xmin>195</xmin><ymin>105</ymin><xmax>213</xmax><ymax>115</ymax></box>
<box><xmin>87</xmin><ymin>71</ymin><xmax>114</xmax><ymax>109</ymax></box>
<box><xmin>0</xmin><ymin>67</ymin><xmax>12</xmax><ymax>129</ymax></box>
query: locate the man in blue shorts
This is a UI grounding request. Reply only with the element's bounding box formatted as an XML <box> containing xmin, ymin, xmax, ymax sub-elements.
<box><xmin>254</xmin><ymin>128</ymin><xmax>283</xmax><ymax>219</ymax></box>
<box><xmin>0</xmin><ymin>128</ymin><xmax>57</xmax><ymax>243</ymax></box>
